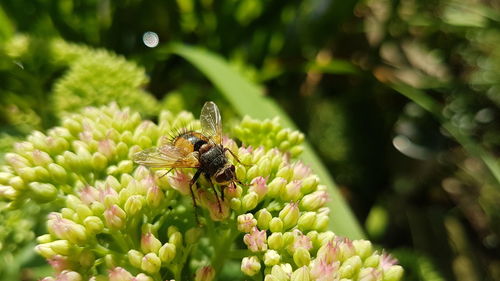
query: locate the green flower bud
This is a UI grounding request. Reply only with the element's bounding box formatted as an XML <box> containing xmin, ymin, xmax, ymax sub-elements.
<box><xmin>300</xmin><ymin>175</ymin><xmax>319</xmax><ymax>194</ymax></box>
<box><xmin>235</xmin><ymin>165</ymin><xmax>247</xmax><ymax>181</ymax></box>
<box><xmin>146</xmin><ymin>185</ymin><xmax>164</xmax><ymax>208</ymax></box>
<box><xmin>128</xmin><ymin>250</ymin><xmax>144</xmax><ymax>268</ymax></box>
<box><xmin>91</xmin><ymin>152</ymin><xmax>108</xmax><ymax>171</ymax></box>
<box><xmin>300</xmin><ymin>191</ymin><xmax>328</xmax><ymax>211</ymax></box>
<box><xmin>282</xmin><ymin>180</ymin><xmax>303</xmax><ymax>202</ymax></box>
<box><xmin>158</xmin><ymin>243</ymin><xmax>176</xmax><ymax>263</ymax></box>
<box><xmin>246</xmin><ymin>166</ymin><xmax>259</xmax><ymax>181</ymax></box>
<box><xmin>291</xmin><ymin>266</ymin><xmax>310</xmax><ymax>281</ymax></box>
<box><xmin>79</xmin><ymin>249</ymin><xmax>95</xmax><ymax>268</ymax></box>
<box><xmin>241</xmin><ymin>256</ymin><xmax>261</xmax><ymax>276</ymax></box>
<box><xmin>339</xmin><ymin>256</ymin><xmax>362</xmax><ymax>278</ymax></box>
<box><xmin>269</xmin><ymin>218</ymin><xmax>284</xmax><ymax>233</ymax></box>
<box><xmin>267</xmin><ymin>233</ymin><xmax>284</xmax><ymax>250</ymax></box>
<box><xmin>353</xmin><ymin>240</ymin><xmax>373</xmax><ymax>260</ymax></box>
<box><xmin>32</xmin><ymin>150</ymin><xmax>53</xmax><ymax>166</ymax></box>
<box><xmin>37</xmin><ymin>234</ymin><xmax>52</xmax><ymax>244</ymax></box>
<box><xmin>270</xmin><ymin>264</ymin><xmax>289</xmax><ymax>281</ymax></box>
<box><xmin>364</xmin><ymin>253</ymin><xmax>380</xmax><ymax>268</ymax></box>
<box><xmin>297</xmin><ymin>212</ymin><xmax>317</xmax><ymax>231</ymax></box>
<box><xmin>141</xmin><ymin>232</ymin><xmax>162</xmax><ymax>254</ymax></box>
<box><xmin>256</xmin><ymin>208</ymin><xmax>272</xmax><ymax>230</ymax></box>
<box><xmin>29</xmin><ymin>182</ymin><xmax>58</xmax><ymax>203</ymax></box>
<box><xmin>242</xmin><ymin>192</ymin><xmax>259</xmax><ymax>211</ymax></box>
<box><xmin>35</xmin><ymin>244</ymin><xmax>56</xmax><ymax>259</ymax></box>
<box><xmin>230</xmin><ymin>198</ymin><xmax>242</xmax><ymax>211</ymax></box>
<box><xmin>115</xmin><ymin>142</ymin><xmax>129</xmax><ymax>159</ymax></box>
<box><xmin>48</xmin><ymin>163</ymin><xmax>67</xmax><ymax>183</ymax></box>
<box><xmin>276</xmin><ymin>165</ymin><xmax>293</xmax><ymax>181</ymax></box>
<box><xmin>186</xmin><ymin>227</ymin><xmax>203</xmax><ymax>245</ymax></box>
<box><xmin>63</xmin><ymin>118</ymin><xmax>83</xmax><ymax>135</ymax></box>
<box><xmin>384</xmin><ymin>265</ymin><xmax>404</xmax><ymax>281</ymax></box>
<box><xmin>18</xmin><ymin>167</ymin><xmax>36</xmax><ymax>182</ymax></box>
<box><xmin>279</xmin><ymin>203</ymin><xmax>299</xmax><ymax>230</ymax></box>
<box><xmin>141</xmin><ymin>253</ymin><xmax>161</xmax><ymax>274</ymax></box>
<box><xmin>0</xmin><ymin>185</ymin><xmax>18</xmax><ymax>200</ymax></box>
<box><xmin>49</xmin><ymin>240</ymin><xmax>72</xmax><ymax>255</ymax></box>
<box><xmin>8</xmin><ymin>176</ymin><xmax>25</xmax><ymax>191</ymax></box>
<box><xmin>293</xmin><ymin>248</ymin><xmax>311</xmax><ymax>267</ymax></box>
<box><xmin>264</xmin><ymin>250</ymin><xmax>281</xmax><ymax>266</ymax></box>
<box><xmin>169</xmin><ymin>231</ymin><xmax>183</xmax><ymax>249</ymax></box>
<box><xmin>264</xmin><ymin>274</ymin><xmax>279</xmax><ymax>281</ymax></box>
<box><xmin>312</xmin><ymin>214</ymin><xmax>329</xmax><ymax>232</ymax></box>
<box><xmin>124</xmin><ymin>195</ymin><xmax>144</xmax><ymax>216</ymax></box>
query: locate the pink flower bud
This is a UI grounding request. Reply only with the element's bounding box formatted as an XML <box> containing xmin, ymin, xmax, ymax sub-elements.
<box><xmin>250</xmin><ymin>177</ymin><xmax>268</xmax><ymax>199</ymax></box>
<box><xmin>109</xmin><ymin>267</ymin><xmax>133</xmax><ymax>281</ymax></box>
<box><xmin>167</xmin><ymin>171</ymin><xmax>191</xmax><ymax>196</ymax></box>
<box><xmin>195</xmin><ymin>266</ymin><xmax>216</xmax><ymax>281</ymax></box>
<box><xmin>243</xmin><ymin>227</ymin><xmax>267</xmax><ymax>252</ymax></box>
<box><xmin>292</xmin><ymin>162</ymin><xmax>312</xmax><ymax>179</ymax></box>
<box><xmin>141</xmin><ymin>232</ymin><xmax>162</xmax><ymax>254</ymax></box>
<box><xmin>104</xmin><ymin>205</ymin><xmax>126</xmax><ymax>229</ymax></box>
<box><xmin>237</xmin><ymin>213</ymin><xmax>257</xmax><ymax>233</ymax></box>
<box><xmin>310</xmin><ymin>259</ymin><xmax>340</xmax><ymax>281</ymax></box>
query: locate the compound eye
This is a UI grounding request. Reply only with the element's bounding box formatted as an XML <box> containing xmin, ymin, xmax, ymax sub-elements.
<box><xmin>230</xmin><ymin>165</ymin><xmax>235</xmax><ymax>172</ymax></box>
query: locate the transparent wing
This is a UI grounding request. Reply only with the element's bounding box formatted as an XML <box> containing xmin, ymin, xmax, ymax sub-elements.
<box><xmin>200</xmin><ymin>101</ymin><xmax>222</xmax><ymax>144</ymax></box>
<box><xmin>133</xmin><ymin>145</ymin><xmax>200</xmax><ymax>168</ymax></box>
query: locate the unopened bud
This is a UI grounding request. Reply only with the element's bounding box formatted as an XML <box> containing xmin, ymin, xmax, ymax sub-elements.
<box><xmin>384</xmin><ymin>265</ymin><xmax>404</xmax><ymax>281</ymax></box>
<box><xmin>339</xmin><ymin>256</ymin><xmax>362</xmax><ymax>278</ymax></box>
<box><xmin>269</xmin><ymin>218</ymin><xmax>284</xmax><ymax>233</ymax></box>
<box><xmin>237</xmin><ymin>213</ymin><xmax>257</xmax><ymax>233</ymax></box>
<box><xmin>264</xmin><ymin>250</ymin><xmax>281</xmax><ymax>266</ymax></box>
<box><xmin>242</xmin><ymin>192</ymin><xmax>259</xmax><ymax>211</ymax></box>
<box><xmin>128</xmin><ymin>250</ymin><xmax>144</xmax><ymax>268</ymax></box>
<box><xmin>256</xmin><ymin>208</ymin><xmax>272</xmax><ymax>230</ymax></box>
<box><xmin>291</xmin><ymin>266</ymin><xmax>310</xmax><ymax>281</ymax></box>
<box><xmin>124</xmin><ymin>195</ymin><xmax>144</xmax><ymax>216</ymax></box>
<box><xmin>29</xmin><ymin>182</ymin><xmax>58</xmax><ymax>203</ymax></box>
<box><xmin>141</xmin><ymin>253</ymin><xmax>161</xmax><ymax>274</ymax></box>
<box><xmin>293</xmin><ymin>248</ymin><xmax>311</xmax><ymax>267</ymax></box>
<box><xmin>194</xmin><ymin>266</ymin><xmax>215</xmax><ymax>281</ymax></box>
<box><xmin>297</xmin><ymin>212</ymin><xmax>317</xmax><ymax>231</ymax></box>
<box><xmin>279</xmin><ymin>203</ymin><xmax>299</xmax><ymax>230</ymax></box>
<box><xmin>158</xmin><ymin>243</ymin><xmax>176</xmax><ymax>263</ymax></box>
<box><xmin>241</xmin><ymin>256</ymin><xmax>261</xmax><ymax>276</ymax></box>
<box><xmin>141</xmin><ymin>232</ymin><xmax>162</xmax><ymax>254</ymax></box>
<box><xmin>267</xmin><ymin>233</ymin><xmax>284</xmax><ymax>250</ymax></box>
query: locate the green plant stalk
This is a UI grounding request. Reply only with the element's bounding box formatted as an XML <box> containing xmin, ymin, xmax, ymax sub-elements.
<box><xmin>168</xmin><ymin>43</ymin><xmax>365</xmax><ymax>239</ymax></box>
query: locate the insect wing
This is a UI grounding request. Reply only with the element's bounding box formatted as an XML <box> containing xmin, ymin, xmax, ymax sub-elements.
<box><xmin>133</xmin><ymin>145</ymin><xmax>199</xmax><ymax>168</ymax></box>
<box><xmin>200</xmin><ymin>101</ymin><xmax>222</xmax><ymax>144</ymax></box>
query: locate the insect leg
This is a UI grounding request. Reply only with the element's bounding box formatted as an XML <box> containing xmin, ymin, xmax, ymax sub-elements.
<box><xmin>205</xmin><ymin>175</ymin><xmax>222</xmax><ymax>213</ymax></box>
<box><xmin>224</xmin><ymin>147</ymin><xmax>251</xmax><ymax>167</ymax></box>
<box><xmin>159</xmin><ymin>168</ymin><xmax>174</xmax><ymax>178</ymax></box>
<box><xmin>190</xmin><ymin>169</ymin><xmax>203</xmax><ymax>224</ymax></box>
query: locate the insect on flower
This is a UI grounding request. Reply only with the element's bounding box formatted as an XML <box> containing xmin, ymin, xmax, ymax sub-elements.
<box><xmin>133</xmin><ymin>101</ymin><xmax>245</xmax><ymax>219</ymax></box>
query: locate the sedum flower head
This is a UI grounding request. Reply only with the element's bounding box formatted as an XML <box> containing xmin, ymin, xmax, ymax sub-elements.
<box><xmin>0</xmin><ymin>104</ymin><xmax>403</xmax><ymax>280</ymax></box>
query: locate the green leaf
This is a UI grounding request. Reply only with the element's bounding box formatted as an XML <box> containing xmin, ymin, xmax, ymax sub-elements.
<box><xmin>169</xmin><ymin>43</ymin><xmax>365</xmax><ymax>239</ymax></box>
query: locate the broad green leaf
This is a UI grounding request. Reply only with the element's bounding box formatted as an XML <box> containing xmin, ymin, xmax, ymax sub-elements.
<box><xmin>169</xmin><ymin>43</ymin><xmax>365</xmax><ymax>239</ymax></box>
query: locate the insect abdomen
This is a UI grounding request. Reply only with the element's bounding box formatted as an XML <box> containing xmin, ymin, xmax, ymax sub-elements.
<box><xmin>173</xmin><ymin>132</ymin><xmax>207</xmax><ymax>153</ymax></box>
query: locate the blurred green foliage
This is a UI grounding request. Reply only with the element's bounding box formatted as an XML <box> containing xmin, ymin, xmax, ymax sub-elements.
<box><xmin>1</xmin><ymin>0</ymin><xmax>500</xmax><ymax>280</ymax></box>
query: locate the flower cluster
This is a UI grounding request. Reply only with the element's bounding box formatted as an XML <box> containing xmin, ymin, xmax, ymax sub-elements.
<box><xmin>0</xmin><ymin>104</ymin><xmax>403</xmax><ymax>280</ymax></box>
<box><xmin>233</xmin><ymin>116</ymin><xmax>304</xmax><ymax>157</ymax></box>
